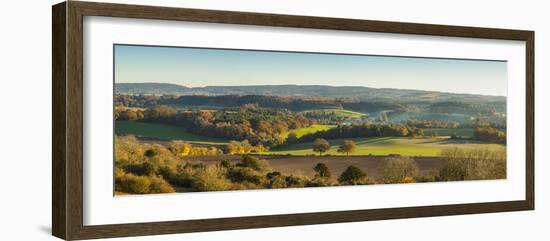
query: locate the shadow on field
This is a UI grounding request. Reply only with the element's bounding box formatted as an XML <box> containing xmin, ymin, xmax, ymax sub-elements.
<box><xmin>186</xmin><ymin>155</ymin><xmax>442</xmax><ymax>182</ymax></box>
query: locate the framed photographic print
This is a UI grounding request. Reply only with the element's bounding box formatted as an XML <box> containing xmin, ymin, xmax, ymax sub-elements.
<box><xmin>52</xmin><ymin>1</ymin><xmax>534</xmax><ymax>240</ymax></box>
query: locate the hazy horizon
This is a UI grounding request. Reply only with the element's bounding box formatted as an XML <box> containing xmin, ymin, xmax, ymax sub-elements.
<box><xmin>117</xmin><ymin>82</ymin><xmax>506</xmax><ymax>97</ymax></box>
<box><xmin>115</xmin><ymin>44</ymin><xmax>508</xmax><ymax>96</ymax></box>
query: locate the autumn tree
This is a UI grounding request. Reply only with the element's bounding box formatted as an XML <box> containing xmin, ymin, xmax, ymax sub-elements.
<box><xmin>473</xmin><ymin>127</ymin><xmax>506</xmax><ymax>143</ymax></box>
<box><xmin>411</xmin><ymin>128</ymin><xmax>424</xmax><ymax>137</ymax></box>
<box><xmin>381</xmin><ymin>156</ymin><xmax>419</xmax><ymax>184</ymax></box>
<box><xmin>337</xmin><ymin>139</ymin><xmax>357</xmax><ymax>157</ymax></box>
<box><xmin>169</xmin><ymin>141</ymin><xmax>191</xmax><ymax>156</ymax></box>
<box><xmin>398</xmin><ymin>126</ymin><xmax>409</xmax><ymax>137</ymax></box>
<box><xmin>226</xmin><ymin>141</ymin><xmax>245</xmax><ymax>155</ymax></box>
<box><xmin>144</xmin><ymin>105</ymin><xmax>177</xmax><ymax>121</ymax></box>
<box><xmin>313</xmin><ymin>163</ymin><xmax>331</xmax><ymax>178</ymax></box>
<box><xmin>337</xmin><ymin>165</ymin><xmax>368</xmax><ymax>185</ymax></box>
<box><xmin>122</xmin><ymin>109</ymin><xmax>139</xmax><ymax>120</ymax></box>
<box><xmin>313</xmin><ymin>138</ymin><xmax>330</xmax><ymax>156</ymax></box>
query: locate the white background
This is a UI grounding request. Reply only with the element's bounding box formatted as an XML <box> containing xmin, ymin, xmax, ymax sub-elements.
<box><xmin>0</xmin><ymin>0</ymin><xmax>547</xmax><ymax>240</ymax></box>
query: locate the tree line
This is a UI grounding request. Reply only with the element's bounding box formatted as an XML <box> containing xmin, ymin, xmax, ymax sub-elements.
<box><xmin>310</xmin><ymin>138</ymin><xmax>357</xmax><ymax>156</ymax></box>
<box><xmin>116</xmin><ymin>104</ymin><xmax>314</xmax><ymax>147</ymax></box>
<box><xmin>473</xmin><ymin>126</ymin><xmax>506</xmax><ymax>143</ymax></box>
<box><xmin>429</xmin><ymin>101</ymin><xmax>505</xmax><ymax>116</ymax></box>
<box><xmin>115</xmin><ymin>94</ymin><xmax>408</xmax><ymax>113</ymax></box>
<box><xmin>295</xmin><ymin>123</ymin><xmax>424</xmax><ymax>144</ymax></box>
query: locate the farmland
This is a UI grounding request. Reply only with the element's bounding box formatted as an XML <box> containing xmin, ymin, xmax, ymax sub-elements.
<box><xmin>269</xmin><ymin>136</ymin><xmax>505</xmax><ymax>156</ymax></box>
<box><xmin>191</xmin><ymin>155</ymin><xmax>442</xmax><ymax>182</ymax></box>
<box><xmin>300</xmin><ymin>108</ymin><xmax>367</xmax><ymax>118</ymax></box>
<box><xmin>115</xmin><ymin>121</ymin><xmax>503</xmax><ymax>157</ymax></box>
<box><xmin>113</xmin><ymin>83</ymin><xmax>507</xmax><ymax>195</ymax></box>
<box><xmin>115</xmin><ymin>121</ymin><xmax>226</xmax><ymax>145</ymax></box>
<box><xmin>422</xmin><ymin>128</ymin><xmax>474</xmax><ymax>137</ymax></box>
<box><xmin>283</xmin><ymin>124</ymin><xmax>336</xmax><ymax>138</ymax></box>
<box><xmin>117</xmin><ymin>120</ymin><xmax>336</xmax><ymax>143</ymax></box>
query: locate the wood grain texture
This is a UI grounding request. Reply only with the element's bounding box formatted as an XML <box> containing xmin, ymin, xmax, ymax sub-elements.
<box><xmin>73</xmin><ymin>201</ymin><xmax>531</xmax><ymax>240</ymax></box>
<box><xmin>51</xmin><ymin>1</ymin><xmax>535</xmax><ymax>240</ymax></box>
<box><xmin>66</xmin><ymin>2</ymin><xmax>85</xmax><ymax>240</ymax></box>
<box><xmin>525</xmin><ymin>32</ymin><xmax>535</xmax><ymax>209</ymax></box>
<box><xmin>52</xmin><ymin>2</ymin><xmax>67</xmax><ymax>240</ymax></box>
<box><xmin>71</xmin><ymin>1</ymin><xmax>533</xmax><ymax>40</ymax></box>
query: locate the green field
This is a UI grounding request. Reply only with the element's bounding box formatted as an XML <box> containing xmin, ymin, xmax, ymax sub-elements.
<box><xmin>115</xmin><ymin>121</ymin><xmax>226</xmax><ymax>145</ymax></box>
<box><xmin>269</xmin><ymin>136</ymin><xmax>505</xmax><ymax>156</ymax></box>
<box><xmin>386</xmin><ymin>109</ymin><xmax>470</xmax><ymax>123</ymax></box>
<box><xmin>300</xmin><ymin>108</ymin><xmax>367</xmax><ymax>118</ymax></box>
<box><xmin>116</xmin><ymin>121</ymin><xmax>505</xmax><ymax>157</ymax></box>
<box><xmin>283</xmin><ymin>124</ymin><xmax>336</xmax><ymax>139</ymax></box>
<box><xmin>422</xmin><ymin>128</ymin><xmax>474</xmax><ymax>137</ymax></box>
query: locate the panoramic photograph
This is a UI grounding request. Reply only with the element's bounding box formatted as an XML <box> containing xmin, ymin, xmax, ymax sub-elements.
<box><xmin>113</xmin><ymin>44</ymin><xmax>507</xmax><ymax>195</ymax></box>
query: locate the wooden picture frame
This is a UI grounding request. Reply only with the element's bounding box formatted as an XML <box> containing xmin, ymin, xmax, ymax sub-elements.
<box><xmin>52</xmin><ymin>1</ymin><xmax>534</xmax><ymax>240</ymax></box>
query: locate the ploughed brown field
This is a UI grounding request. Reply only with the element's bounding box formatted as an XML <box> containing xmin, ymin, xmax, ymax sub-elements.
<box><xmin>182</xmin><ymin>155</ymin><xmax>442</xmax><ymax>182</ymax></box>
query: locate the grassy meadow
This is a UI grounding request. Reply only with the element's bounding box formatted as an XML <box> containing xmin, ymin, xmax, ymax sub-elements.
<box><xmin>116</xmin><ymin>120</ymin><xmax>502</xmax><ymax>157</ymax></box>
<box><xmin>283</xmin><ymin>124</ymin><xmax>336</xmax><ymax>138</ymax></box>
<box><xmin>269</xmin><ymin>136</ymin><xmax>505</xmax><ymax>156</ymax></box>
<box><xmin>115</xmin><ymin>121</ymin><xmax>226</xmax><ymax>145</ymax></box>
<box><xmin>300</xmin><ymin>108</ymin><xmax>367</xmax><ymax>118</ymax></box>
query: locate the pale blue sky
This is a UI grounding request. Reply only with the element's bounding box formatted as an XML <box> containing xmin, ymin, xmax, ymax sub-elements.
<box><xmin>114</xmin><ymin>44</ymin><xmax>507</xmax><ymax>96</ymax></box>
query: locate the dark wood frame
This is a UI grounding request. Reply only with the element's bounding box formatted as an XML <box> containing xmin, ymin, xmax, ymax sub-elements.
<box><xmin>52</xmin><ymin>1</ymin><xmax>535</xmax><ymax>240</ymax></box>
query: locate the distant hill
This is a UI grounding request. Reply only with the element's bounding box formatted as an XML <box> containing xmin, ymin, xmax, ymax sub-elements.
<box><xmin>115</xmin><ymin>82</ymin><xmax>505</xmax><ymax>103</ymax></box>
<box><xmin>115</xmin><ymin>83</ymin><xmax>190</xmax><ymax>95</ymax></box>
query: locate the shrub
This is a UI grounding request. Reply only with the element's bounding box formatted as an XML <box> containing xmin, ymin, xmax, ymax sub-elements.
<box><xmin>188</xmin><ymin>162</ymin><xmax>206</xmax><ymax>169</ymax></box>
<box><xmin>439</xmin><ymin>148</ymin><xmax>506</xmax><ymax>181</ymax></box>
<box><xmin>225</xmin><ymin>140</ymin><xmax>260</xmax><ymax>154</ymax></box>
<box><xmin>227</xmin><ymin>167</ymin><xmax>266</xmax><ymax>186</ymax></box>
<box><xmin>400</xmin><ymin>177</ymin><xmax>416</xmax><ymax>183</ymax></box>
<box><xmin>306</xmin><ymin>178</ymin><xmax>332</xmax><ymax>187</ymax></box>
<box><xmin>285</xmin><ymin>175</ymin><xmax>307</xmax><ymax>188</ymax></box>
<box><xmin>114</xmin><ymin>167</ymin><xmax>125</xmax><ymax>179</ymax></box>
<box><xmin>231</xmin><ymin>182</ymin><xmax>262</xmax><ymax>190</ymax></box>
<box><xmin>416</xmin><ymin>169</ymin><xmax>440</xmax><ymax>183</ymax></box>
<box><xmin>237</xmin><ymin>155</ymin><xmax>270</xmax><ymax>172</ymax></box>
<box><xmin>124</xmin><ymin>162</ymin><xmax>156</xmax><ymax>176</ymax></box>
<box><xmin>192</xmin><ymin>165</ymin><xmax>232</xmax><ymax>192</ymax></box>
<box><xmin>219</xmin><ymin>160</ymin><xmax>235</xmax><ymax>169</ymax></box>
<box><xmin>114</xmin><ymin>135</ymin><xmax>144</xmax><ymax>166</ymax></box>
<box><xmin>144</xmin><ymin>148</ymin><xmax>160</xmax><ymax>158</ymax></box>
<box><xmin>338</xmin><ymin>166</ymin><xmax>368</xmax><ymax>185</ymax></box>
<box><xmin>144</xmin><ymin>144</ymin><xmax>179</xmax><ymax>167</ymax></box>
<box><xmin>116</xmin><ymin>173</ymin><xmax>151</xmax><ymax>194</ymax></box>
<box><xmin>238</xmin><ymin>155</ymin><xmax>259</xmax><ymax>169</ymax></box>
<box><xmin>313</xmin><ymin>163</ymin><xmax>331</xmax><ymax>178</ymax></box>
<box><xmin>148</xmin><ymin>175</ymin><xmax>176</xmax><ymax>193</ymax></box>
<box><xmin>169</xmin><ymin>141</ymin><xmax>222</xmax><ymax>156</ymax></box>
<box><xmin>266</xmin><ymin>173</ymin><xmax>287</xmax><ymax>189</ymax></box>
<box><xmin>157</xmin><ymin>165</ymin><xmax>194</xmax><ymax>188</ymax></box>
<box><xmin>266</xmin><ymin>171</ymin><xmax>282</xmax><ymax>179</ymax></box>
<box><xmin>169</xmin><ymin>141</ymin><xmax>191</xmax><ymax>156</ymax></box>
<box><xmin>381</xmin><ymin>156</ymin><xmax>419</xmax><ymax>184</ymax></box>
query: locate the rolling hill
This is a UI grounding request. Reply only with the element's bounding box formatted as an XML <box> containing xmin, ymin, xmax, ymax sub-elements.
<box><xmin>115</xmin><ymin>82</ymin><xmax>505</xmax><ymax>103</ymax></box>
